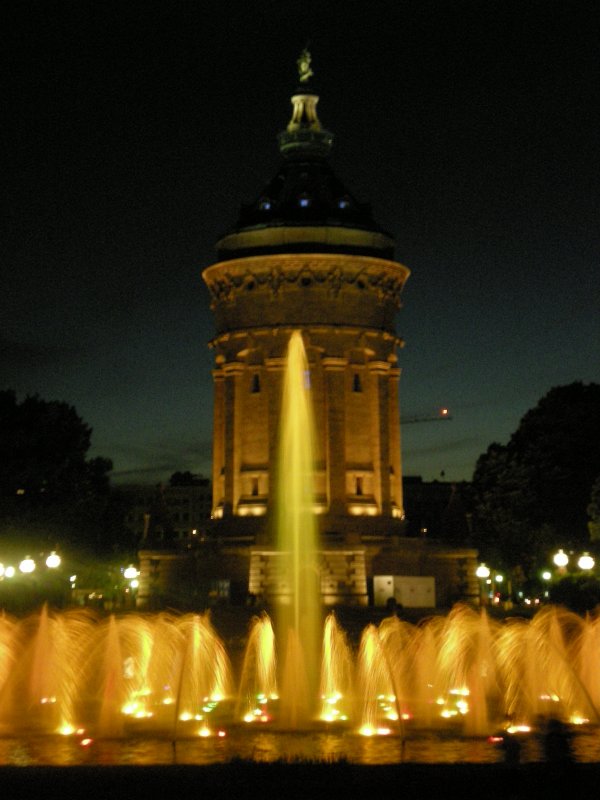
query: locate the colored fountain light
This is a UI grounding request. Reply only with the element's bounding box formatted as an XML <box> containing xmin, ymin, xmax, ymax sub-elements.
<box><xmin>0</xmin><ymin>593</ymin><xmax>600</xmax><ymax>739</ymax></box>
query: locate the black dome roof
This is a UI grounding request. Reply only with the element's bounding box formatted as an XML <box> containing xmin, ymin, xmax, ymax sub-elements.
<box><xmin>234</xmin><ymin>154</ymin><xmax>387</xmax><ymax>234</ymax></box>
<box><xmin>215</xmin><ymin>53</ymin><xmax>395</xmax><ymax>260</ymax></box>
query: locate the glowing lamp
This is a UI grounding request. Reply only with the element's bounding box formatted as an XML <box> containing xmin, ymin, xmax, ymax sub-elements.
<box><xmin>19</xmin><ymin>556</ymin><xmax>36</xmax><ymax>574</ymax></box>
<box><xmin>45</xmin><ymin>552</ymin><xmax>61</xmax><ymax>569</ymax></box>
<box><xmin>475</xmin><ymin>564</ymin><xmax>490</xmax><ymax>579</ymax></box>
<box><xmin>0</xmin><ymin>563</ymin><xmax>4</xmax><ymax>577</ymax></box>
<box><xmin>541</xmin><ymin>571</ymin><xmax>552</xmax><ymax>581</ymax></box>
<box><xmin>4</xmin><ymin>566</ymin><xmax>15</xmax><ymax>578</ymax></box>
<box><xmin>123</xmin><ymin>565</ymin><xmax>139</xmax><ymax>580</ymax></box>
<box><xmin>578</xmin><ymin>553</ymin><xmax>595</xmax><ymax>571</ymax></box>
<box><xmin>553</xmin><ymin>549</ymin><xmax>569</xmax><ymax>568</ymax></box>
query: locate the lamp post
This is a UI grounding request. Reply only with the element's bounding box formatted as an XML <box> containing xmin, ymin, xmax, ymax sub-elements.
<box><xmin>553</xmin><ymin>549</ymin><xmax>569</xmax><ymax>576</ymax></box>
<box><xmin>476</xmin><ymin>563</ymin><xmax>491</xmax><ymax>606</ymax></box>
<box><xmin>494</xmin><ymin>573</ymin><xmax>504</xmax><ymax>605</ymax></box>
<box><xmin>123</xmin><ymin>565</ymin><xmax>140</xmax><ymax>609</ymax></box>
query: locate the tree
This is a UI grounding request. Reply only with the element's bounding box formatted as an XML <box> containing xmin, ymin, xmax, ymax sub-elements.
<box><xmin>470</xmin><ymin>382</ymin><xmax>600</xmax><ymax>573</ymax></box>
<box><xmin>588</xmin><ymin>474</ymin><xmax>600</xmax><ymax>543</ymax></box>
<box><xmin>169</xmin><ymin>471</ymin><xmax>209</xmax><ymax>487</ymax></box>
<box><xmin>0</xmin><ymin>390</ymin><xmax>126</xmax><ymax>555</ymax></box>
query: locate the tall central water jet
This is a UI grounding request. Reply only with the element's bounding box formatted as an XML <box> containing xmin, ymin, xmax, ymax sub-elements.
<box><xmin>274</xmin><ymin>331</ymin><xmax>322</xmax><ymax>727</ymax></box>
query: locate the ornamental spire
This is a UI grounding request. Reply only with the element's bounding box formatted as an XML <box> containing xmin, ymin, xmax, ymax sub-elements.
<box><xmin>297</xmin><ymin>47</ymin><xmax>314</xmax><ymax>84</ymax></box>
<box><xmin>278</xmin><ymin>49</ymin><xmax>333</xmax><ymax>158</ymax></box>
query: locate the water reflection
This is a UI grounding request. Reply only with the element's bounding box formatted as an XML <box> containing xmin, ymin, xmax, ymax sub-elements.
<box><xmin>2</xmin><ymin>728</ymin><xmax>600</xmax><ymax>767</ymax></box>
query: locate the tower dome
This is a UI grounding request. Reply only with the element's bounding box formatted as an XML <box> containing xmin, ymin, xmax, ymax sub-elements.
<box><xmin>216</xmin><ymin>49</ymin><xmax>395</xmax><ymax>262</ymax></box>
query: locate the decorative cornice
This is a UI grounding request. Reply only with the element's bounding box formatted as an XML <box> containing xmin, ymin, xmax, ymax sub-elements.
<box><xmin>208</xmin><ymin>326</ymin><xmax>404</xmax><ymax>353</ymax></box>
<box><xmin>321</xmin><ymin>357</ymin><xmax>348</xmax><ymax>371</ymax></box>
<box><xmin>203</xmin><ymin>253</ymin><xmax>410</xmax><ymax>308</ymax></box>
<box><xmin>367</xmin><ymin>360</ymin><xmax>391</xmax><ymax>375</ymax></box>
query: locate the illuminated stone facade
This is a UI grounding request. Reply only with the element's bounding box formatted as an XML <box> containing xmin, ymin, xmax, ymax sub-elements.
<box><xmin>204</xmin><ymin>255</ymin><xmax>409</xmax><ymax>536</ymax></box>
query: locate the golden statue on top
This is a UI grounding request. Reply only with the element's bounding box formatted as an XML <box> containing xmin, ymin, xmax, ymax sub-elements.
<box><xmin>297</xmin><ymin>48</ymin><xmax>314</xmax><ymax>83</ymax></box>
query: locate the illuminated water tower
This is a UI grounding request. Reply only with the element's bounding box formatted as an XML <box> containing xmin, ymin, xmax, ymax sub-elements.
<box><xmin>203</xmin><ymin>51</ymin><xmax>410</xmax><ymax>548</ymax></box>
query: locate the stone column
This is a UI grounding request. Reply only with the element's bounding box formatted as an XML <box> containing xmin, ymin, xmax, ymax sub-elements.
<box><xmin>322</xmin><ymin>357</ymin><xmax>347</xmax><ymax>516</ymax></box>
<box><xmin>368</xmin><ymin>360</ymin><xmax>391</xmax><ymax>516</ymax></box>
<box><xmin>388</xmin><ymin>366</ymin><xmax>404</xmax><ymax>517</ymax></box>
<box><xmin>222</xmin><ymin>361</ymin><xmax>244</xmax><ymax>516</ymax></box>
<box><xmin>211</xmin><ymin>368</ymin><xmax>225</xmax><ymax>512</ymax></box>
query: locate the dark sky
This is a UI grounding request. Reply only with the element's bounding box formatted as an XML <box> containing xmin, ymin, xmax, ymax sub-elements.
<box><xmin>3</xmin><ymin>1</ymin><xmax>599</xmax><ymax>485</ymax></box>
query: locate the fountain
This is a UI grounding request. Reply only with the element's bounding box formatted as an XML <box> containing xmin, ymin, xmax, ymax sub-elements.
<box><xmin>0</xmin><ymin>332</ymin><xmax>599</xmax><ymax>756</ymax></box>
<box><xmin>1</xmin><ymin>602</ymin><xmax>600</xmax><ymax>743</ymax></box>
<box><xmin>273</xmin><ymin>330</ymin><xmax>322</xmax><ymax>728</ymax></box>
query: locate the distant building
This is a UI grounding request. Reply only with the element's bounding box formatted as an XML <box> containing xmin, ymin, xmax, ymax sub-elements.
<box><xmin>403</xmin><ymin>476</ymin><xmax>472</xmax><ymax>542</ymax></box>
<box><xmin>122</xmin><ymin>478</ymin><xmax>213</xmax><ymax>544</ymax></box>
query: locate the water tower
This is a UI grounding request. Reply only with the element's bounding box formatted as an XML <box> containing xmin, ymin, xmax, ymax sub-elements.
<box><xmin>204</xmin><ymin>52</ymin><xmax>408</xmax><ymax>541</ymax></box>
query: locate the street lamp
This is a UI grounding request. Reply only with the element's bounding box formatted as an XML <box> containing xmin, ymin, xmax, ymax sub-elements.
<box><xmin>493</xmin><ymin>574</ymin><xmax>504</xmax><ymax>604</ymax></box>
<box><xmin>541</xmin><ymin>570</ymin><xmax>552</xmax><ymax>600</ymax></box>
<box><xmin>553</xmin><ymin>549</ymin><xmax>569</xmax><ymax>574</ymax></box>
<box><xmin>476</xmin><ymin>563</ymin><xmax>490</xmax><ymax>579</ymax></box>
<box><xmin>123</xmin><ymin>565</ymin><xmax>139</xmax><ymax>581</ymax></box>
<box><xmin>476</xmin><ymin>563</ymin><xmax>491</xmax><ymax>605</ymax></box>
<box><xmin>45</xmin><ymin>551</ymin><xmax>61</xmax><ymax>569</ymax></box>
<box><xmin>578</xmin><ymin>553</ymin><xmax>595</xmax><ymax>571</ymax></box>
<box><xmin>19</xmin><ymin>556</ymin><xmax>36</xmax><ymax>574</ymax></box>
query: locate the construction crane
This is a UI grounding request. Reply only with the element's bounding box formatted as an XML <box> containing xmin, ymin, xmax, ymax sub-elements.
<box><xmin>401</xmin><ymin>407</ymin><xmax>452</xmax><ymax>424</ymax></box>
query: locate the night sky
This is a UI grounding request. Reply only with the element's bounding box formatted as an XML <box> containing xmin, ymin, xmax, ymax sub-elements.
<box><xmin>4</xmin><ymin>1</ymin><xmax>599</xmax><ymax>486</ymax></box>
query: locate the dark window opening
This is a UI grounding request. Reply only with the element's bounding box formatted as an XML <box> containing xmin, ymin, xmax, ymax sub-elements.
<box><xmin>251</xmin><ymin>374</ymin><xmax>260</xmax><ymax>393</ymax></box>
<box><xmin>251</xmin><ymin>478</ymin><xmax>259</xmax><ymax>496</ymax></box>
<box><xmin>355</xmin><ymin>477</ymin><xmax>363</xmax><ymax>496</ymax></box>
<box><xmin>353</xmin><ymin>373</ymin><xmax>362</xmax><ymax>392</ymax></box>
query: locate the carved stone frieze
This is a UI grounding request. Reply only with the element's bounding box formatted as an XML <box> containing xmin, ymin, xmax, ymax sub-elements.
<box><xmin>203</xmin><ymin>254</ymin><xmax>409</xmax><ymax>308</ymax></box>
